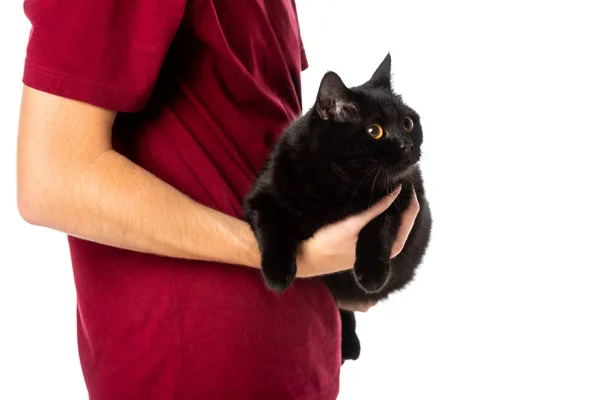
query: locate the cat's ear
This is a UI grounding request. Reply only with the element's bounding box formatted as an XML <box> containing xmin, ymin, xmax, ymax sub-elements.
<box><xmin>368</xmin><ymin>53</ymin><xmax>392</xmax><ymax>89</ymax></box>
<box><xmin>316</xmin><ymin>72</ymin><xmax>357</xmax><ymax>122</ymax></box>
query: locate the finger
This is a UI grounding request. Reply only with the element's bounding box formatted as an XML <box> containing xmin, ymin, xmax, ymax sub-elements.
<box><xmin>355</xmin><ymin>304</ymin><xmax>371</xmax><ymax>313</ymax></box>
<box><xmin>337</xmin><ymin>299</ymin><xmax>376</xmax><ymax>313</ymax></box>
<box><xmin>348</xmin><ymin>185</ymin><xmax>401</xmax><ymax>229</ymax></box>
<box><xmin>359</xmin><ymin>299</ymin><xmax>377</xmax><ymax>312</ymax></box>
<box><xmin>391</xmin><ymin>189</ymin><xmax>420</xmax><ymax>258</ymax></box>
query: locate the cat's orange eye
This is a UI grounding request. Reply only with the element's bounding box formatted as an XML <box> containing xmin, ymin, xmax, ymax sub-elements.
<box><xmin>367</xmin><ymin>124</ymin><xmax>384</xmax><ymax>140</ymax></box>
<box><xmin>403</xmin><ymin>117</ymin><xmax>414</xmax><ymax>133</ymax></box>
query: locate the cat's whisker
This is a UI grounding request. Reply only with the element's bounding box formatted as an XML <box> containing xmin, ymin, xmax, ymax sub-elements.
<box><xmin>385</xmin><ymin>170</ymin><xmax>393</xmax><ymax>193</ymax></box>
<box><xmin>369</xmin><ymin>167</ymin><xmax>383</xmax><ymax>207</ymax></box>
<box><xmin>378</xmin><ymin>170</ymin><xmax>401</xmax><ymax>213</ymax></box>
<box><xmin>393</xmin><ymin>199</ymin><xmax>401</xmax><ymax>213</ymax></box>
<box><xmin>348</xmin><ymin>167</ymin><xmax>378</xmax><ymax>211</ymax></box>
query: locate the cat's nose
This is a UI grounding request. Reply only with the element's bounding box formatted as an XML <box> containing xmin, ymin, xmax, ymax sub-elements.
<box><xmin>400</xmin><ymin>138</ymin><xmax>413</xmax><ymax>152</ymax></box>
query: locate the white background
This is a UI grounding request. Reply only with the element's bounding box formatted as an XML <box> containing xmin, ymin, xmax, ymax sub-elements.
<box><xmin>1</xmin><ymin>0</ymin><xmax>600</xmax><ymax>399</ymax></box>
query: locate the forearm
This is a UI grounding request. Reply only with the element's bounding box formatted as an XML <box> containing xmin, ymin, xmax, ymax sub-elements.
<box><xmin>19</xmin><ymin>147</ymin><xmax>261</xmax><ymax>268</ymax></box>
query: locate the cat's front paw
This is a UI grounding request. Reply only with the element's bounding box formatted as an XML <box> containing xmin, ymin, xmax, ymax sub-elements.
<box><xmin>261</xmin><ymin>253</ymin><xmax>297</xmax><ymax>292</ymax></box>
<box><xmin>354</xmin><ymin>258</ymin><xmax>391</xmax><ymax>293</ymax></box>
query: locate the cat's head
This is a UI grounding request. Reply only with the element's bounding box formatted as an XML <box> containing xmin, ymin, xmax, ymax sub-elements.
<box><xmin>310</xmin><ymin>54</ymin><xmax>423</xmax><ymax>189</ymax></box>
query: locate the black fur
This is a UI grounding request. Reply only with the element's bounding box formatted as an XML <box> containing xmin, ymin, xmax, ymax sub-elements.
<box><xmin>244</xmin><ymin>54</ymin><xmax>432</xmax><ymax>361</ymax></box>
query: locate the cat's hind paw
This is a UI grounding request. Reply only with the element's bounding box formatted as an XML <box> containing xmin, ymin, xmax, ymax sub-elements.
<box><xmin>341</xmin><ymin>330</ymin><xmax>361</xmax><ymax>361</ymax></box>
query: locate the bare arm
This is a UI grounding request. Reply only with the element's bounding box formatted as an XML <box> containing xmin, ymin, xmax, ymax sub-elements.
<box><xmin>16</xmin><ymin>86</ymin><xmax>415</xmax><ymax>280</ymax></box>
<box><xmin>17</xmin><ymin>86</ymin><xmax>261</xmax><ymax>268</ymax></box>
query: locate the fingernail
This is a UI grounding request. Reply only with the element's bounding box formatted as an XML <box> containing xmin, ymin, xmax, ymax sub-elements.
<box><xmin>389</xmin><ymin>185</ymin><xmax>402</xmax><ymax>196</ymax></box>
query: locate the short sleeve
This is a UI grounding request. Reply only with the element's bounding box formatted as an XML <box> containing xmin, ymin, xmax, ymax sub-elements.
<box><xmin>290</xmin><ymin>0</ymin><xmax>308</xmax><ymax>71</ymax></box>
<box><xmin>22</xmin><ymin>0</ymin><xmax>187</xmax><ymax>112</ymax></box>
<box><xmin>300</xmin><ymin>42</ymin><xmax>309</xmax><ymax>71</ymax></box>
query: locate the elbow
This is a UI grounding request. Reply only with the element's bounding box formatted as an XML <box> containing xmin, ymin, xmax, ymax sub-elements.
<box><xmin>16</xmin><ymin>169</ymin><xmax>59</xmax><ymax>227</ymax></box>
<box><xmin>17</xmin><ymin>180</ymin><xmax>48</xmax><ymax>227</ymax></box>
<box><xmin>17</xmin><ymin>151</ymin><xmax>66</xmax><ymax>228</ymax></box>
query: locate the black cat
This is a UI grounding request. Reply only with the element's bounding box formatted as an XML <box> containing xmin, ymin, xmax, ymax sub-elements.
<box><xmin>244</xmin><ymin>54</ymin><xmax>432</xmax><ymax>362</ymax></box>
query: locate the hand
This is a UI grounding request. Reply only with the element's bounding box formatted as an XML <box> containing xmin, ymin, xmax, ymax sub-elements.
<box><xmin>296</xmin><ymin>186</ymin><xmax>420</xmax><ymax>278</ymax></box>
<box><xmin>296</xmin><ymin>186</ymin><xmax>401</xmax><ymax>278</ymax></box>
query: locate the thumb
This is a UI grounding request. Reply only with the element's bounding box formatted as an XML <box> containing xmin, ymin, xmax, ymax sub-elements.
<box><xmin>348</xmin><ymin>185</ymin><xmax>401</xmax><ymax>229</ymax></box>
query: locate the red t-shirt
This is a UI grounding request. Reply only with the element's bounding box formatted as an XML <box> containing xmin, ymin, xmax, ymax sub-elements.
<box><xmin>22</xmin><ymin>1</ymin><xmax>341</xmax><ymax>399</ymax></box>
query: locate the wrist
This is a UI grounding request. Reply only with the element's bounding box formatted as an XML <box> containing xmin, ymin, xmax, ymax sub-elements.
<box><xmin>296</xmin><ymin>241</ymin><xmax>315</xmax><ymax>278</ymax></box>
<box><xmin>236</xmin><ymin>222</ymin><xmax>262</xmax><ymax>269</ymax></box>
